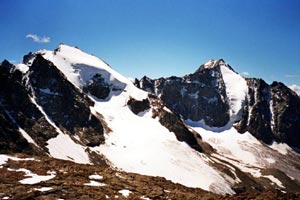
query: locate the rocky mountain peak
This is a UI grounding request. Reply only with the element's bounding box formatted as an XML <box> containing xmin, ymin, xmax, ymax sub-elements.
<box><xmin>1</xmin><ymin>60</ymin><xmax>14</xmax><ymax>72</ymax></box>
<box><xmin>22</xmin><ymin>52</ymin><xmax>36</xmax><ymax>65</ymax></box>
<box><xmin>194</xmin><ymin>59</ymin><xmax>236</xmax><ymax>75</ymax></box>
<box><xmin>204</xmin><ymin>59</ymin><xmax>225</xmax><ymax>68</ymax></box>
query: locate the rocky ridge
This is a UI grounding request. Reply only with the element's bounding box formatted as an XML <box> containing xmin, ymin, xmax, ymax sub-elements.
<box><xmin>136</xmin><ymin>59</ymin><xmax>300</xmax><ymax>149</ymax></box>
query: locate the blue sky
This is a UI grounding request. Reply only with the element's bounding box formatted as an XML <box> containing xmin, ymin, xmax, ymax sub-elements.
<box><xmin>1</xmin><ymin>0</ymin><xmax>300</xmax><ymax>86</ymax></box>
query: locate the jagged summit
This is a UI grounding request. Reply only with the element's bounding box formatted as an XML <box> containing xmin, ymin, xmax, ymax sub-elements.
<box><xmin>203</xmin><ymin>59</ymin><xmax>226</xmax><ymax>69</ymax></box>
<box><xmin>137</xmin><ymin>58</ymin><xmax>300</xmax><ymax>149</ymax></box>
<box><xmin>137</xmin><ymin>58</ymin><xmax>248</xmax><ymax>127</ymax></box>
<box><xmin>195</xmin><ymin>59</ymin><xmax>236</xmax><ymax>74</ymax></box>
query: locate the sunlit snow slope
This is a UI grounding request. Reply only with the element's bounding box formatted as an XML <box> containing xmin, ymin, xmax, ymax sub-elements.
<box><xmin>220</xmin><ymin>65</ymin><xmax>248</xmax><ymax>122</ymax></box>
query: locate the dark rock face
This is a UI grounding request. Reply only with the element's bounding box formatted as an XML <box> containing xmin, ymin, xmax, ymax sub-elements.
<box><xmin>0</xmin><ymin>60</ymin><xmax>58</xmax><ymax>151</ymax></box>
<box><xmin>28</xmin><ymin>54</ymin><xmax>105</xmax><ymax>147</ymax></box>
<box><xmin>138</xmin><ymin>62</ymin><xmax>230</xmax><ymax>127</ymax></box>
<box><xmin>138</xmin><ymin>76</ymin><xmax>155</xmax><ymax>93</ymax></box>
<box><xmin>83</xmin><ymin>73</ymin><xmax>110</xmax><ymax>99</ymax></box>
<box><xmin>22</xmin><ymin>52</ymin><xmax>36</xmax><ymax>65</ymax></box>
<box><xmin>127</xmin><ymin>97</ymin><xmax>150</xmax><ymax>115</ymax></box>
<box><xmin>235</xmin><ymin>79</ymin><xmax>273</xmax><ymax>144</ymax></box>
<box><xmin>149</xmin><ymin>94</ymin><xmax>204</xmax><ymax>152</ymax></box>
<box><xmin>0</xmin><ymin>106</ymin><xmax>39</xmax><ymax>155</ymax></box>
<box><xmin>236</xmin><ymin>79</ymin><xmax>300</xmax><ymax>148</ymax></box>
<box><xmin>270</xmin><ymin>82</ymin><xmax>300</xmax><ymax>147</ymax></box>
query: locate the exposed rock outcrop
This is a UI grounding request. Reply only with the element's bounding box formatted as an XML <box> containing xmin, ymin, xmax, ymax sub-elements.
<box><xmin>149</xmin><ymin>94</ymin><xmax>204</xmax><ymax>152</ymax></box>
<box><xmin>28</xmin><ymin>54</ymin><xmax>105</xmax><ymax>147</ymax></box>
<box><xmin>0</xmin><ymin>106</ymin><xmax>39</xmax><ymax>155</ymax></box>
<box><xmin>127</xmin><ymin>97</ymin><xmax>150</xmax><ymax>115</ymax></box>
<box><xmin>83</xmin><ymin>73</ymin><xmax>110</xmax><ymax>99</ymax></box>
<box><xmin>235</xmin><ymin>79</ymin><xmax>300</xmax><ymax>148</ymax></box>
<box><xmin>0</xmin><ymin>60</ymin><xmax>58</xmax><ymax>152</ymax></box>
<box><xmin>270</xmin><ymin>81</ymin><xmax>300</xmax><ymax>147</ymax></box>
<box><xmin>235</xmin><ymin>78</ymin><xmax>273</xmax><ymax>144</ymax></box>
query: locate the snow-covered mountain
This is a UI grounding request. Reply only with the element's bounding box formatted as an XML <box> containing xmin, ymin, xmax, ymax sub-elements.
<box><xmin>1</xmin><ymin>45</ymin><xmax>300</xmax><ymax>198</ymax></box>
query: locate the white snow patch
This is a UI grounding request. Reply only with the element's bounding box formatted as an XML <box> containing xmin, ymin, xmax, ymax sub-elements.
<box><xmin>84</xmin><ymin>180</ymin><xmax>106</xmax><ymax>187</ymax></box>
<box><xmin>39</xmin><ymin>88</ymin><xmax>61</xmax><ymax>96</ymax></box>
<box><xmin>270</xmin><ymin>97</ymin><xmax>275</xmax><ymax>131</ymax></box>
<box><xmin>34</xmin><ymin>187</ymin><xmax>53</xmax><ymax>192</ymax></box>
<box><xmin>18</xmin><ymin>128</ymin><xmax>39</xmax><ymax>147</ymax></box>
<box><xmin>47</xmin><ymin>133</ymin><xmax>91</xmax><ymax>164</ymax></box>
<box><xmin>15</xmin><ymin>63</ymin><xmax>29</xmax><ymax>73</ymax></box>
<box><xmin>18</xmin><ymin>168</ymin><xmax>56</xmax><ymax>184</ymax></box>
<box><xmin>115</xmin><ymin>172</ymin><xmax>125</xmax><ymax>179</ymax></box>
<box><xmin>163</xmin><ymin>106</ymin><xmax>172</xmax><ymax>113</ymax></box>
<box><xmin>269</xmin><ymin>142</ymin><xmax>292</xmax><ymax>155</ymax></box>
<box><xmin>119</xmin><ymin>189</ymin><xmax>132</xmax><ymax>197</ymax></box>
<box><xmin>140</xmin><ymin>196</ymin><xmax>152</xmax><ymax>200</ymax></box>
<box><xmin>0</xmin><ymin>155</ymin><xmax>34</xmax><ymax>166</ymax></box>
<box><xmin>89</xmin><ymin>174</ymin><xmax>103</xmax><ymax>180</ymax></box>
<box><xmin>263</xmin><ymin>175</ymin><xmax>285</xmax><ymax>188</ymax></box>
<box><xmin>203</xmin><ymin>60</ymin><xmax>217</xmax><ymax>68</ymax></box>
<box><xmin>220</xmin><ymin>65</ymin><xmax>248</xmax><ymax>122</ymax></box>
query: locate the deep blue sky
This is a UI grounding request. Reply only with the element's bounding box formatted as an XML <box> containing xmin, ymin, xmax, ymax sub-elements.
<box><xmin>1</xmin><ymin>0</ymin><xmax>300</xmax><ymax>86</ymax></box>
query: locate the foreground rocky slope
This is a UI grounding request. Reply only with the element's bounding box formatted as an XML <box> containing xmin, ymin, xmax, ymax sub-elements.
<box><xmin>1</xmin><ymin>45</ymin><xmax>300</xmax><ymax>198</ymax></box>
<box><xmin>1</xmin><ymin>154</ymin><xmax>299</xmax><ymax>200</ymax></box>
<box><xmin>0</xmin><ymin>154</ymin><xmax>217</xmax><ymax>200</ymax></box>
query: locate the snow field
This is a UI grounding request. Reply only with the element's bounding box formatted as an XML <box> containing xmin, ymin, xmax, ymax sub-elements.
<box><xmin>17</xmin><ymin>168</ymin><xmax>56</xmax><ymax>184</ymax></box>
<box><xmin>220</xmin><ymin>65</ymin><xmax>248</xmax><ymax>122</ymax></box>
<box><xmin>92</xmin><ymin>94</ymin><xmax>235</xmax><ymax>194</ymax></box>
